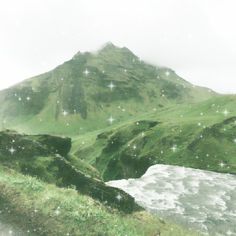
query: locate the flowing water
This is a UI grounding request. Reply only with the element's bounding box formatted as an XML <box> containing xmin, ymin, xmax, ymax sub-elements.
<box><xmin>107</xmin><ymin>164</ymin><xmax>236</xmax><ymax>236</ymax></box>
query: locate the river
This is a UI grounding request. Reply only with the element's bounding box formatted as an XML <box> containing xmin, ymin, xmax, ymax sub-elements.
<box><xmin>107</xmin><ymin>164</ymin><xmax>236</xmax><ymax>236</ymax></box>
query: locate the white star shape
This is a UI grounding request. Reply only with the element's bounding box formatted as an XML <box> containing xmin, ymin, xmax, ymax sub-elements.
<box><xmin>62</xmin><ymin>110</ymin><xmax>68</xmax><ymax>116</ymax></box>
<box><xmin>165</xmin><ymin>71</ymin><xmax>170</xmax><ymax>76</ymax></box>
<box><xmin>223</xmin><ymin>109</ymin><xmax>229</xmax><ymax>116</ymax></box>
<box><xmin>108</xmin><ymin>82</ymin><xmax>115</xmax><ymax>91</ymax></box>
<box><xmin>9</xmin><ymin>147</ymin><xmax>16</xmax><ymax>155</ymax></box>
<box><xmin>171</xmin><ymin>145</ymin><xmax>177</xmax><ymax>152</ymax></box>
<box><xmin>116</xmin><ymin>194</ymin><xmax>122</xmax><ymax>201</ymax></box>
<box><xmin>107</xmin><ymin>116</ymin><xmax>115</xmax><ymax>124</ymax></box>
<box><xmin>55</xmin><ymin>209</ymin><xmax>60</xmax><ymax>215</ymax></box>
<box><xmin>219</xmin><ymin>162</ymin><xmax>226</xmax><ymax>168</ymax></box>
<box><xmin>83</xmin><ymin>68</ymin><xmax>90</xmax><ymax>76</ymax></box>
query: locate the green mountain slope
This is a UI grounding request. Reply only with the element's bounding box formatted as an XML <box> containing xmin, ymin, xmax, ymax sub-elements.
<box><xmin>0</xmin><ymin>43</ymin><xmax>215</xmax><ymax>135</ymax></box>
<box><xmin>0</xmin><ymin>43</ymin><xmax>234</xmax><ymax>235</ymax></box>
<box><xmin>72</xmin><ymin>95</ymin><xmax>236</xmax><ymax>180</ymax></box>
<box><xmin>0</xmin><ymin>166</ymin><xmax>199</xmax><ymax>236</ymax></box>
<box><xmin>0</xmin><ymin>126</ymin><xmax>201</xmax><ymax>235</ymax></box>
<box><xmin>0</xmin><ymin>130</ymin><xmax>139</xmax><ymax>213</ymax></box>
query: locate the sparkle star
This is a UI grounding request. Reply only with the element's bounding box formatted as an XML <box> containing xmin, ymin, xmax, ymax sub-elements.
<box><xmin>219</xmin><ymin>162</ymin><xmax>226</xmax><ymax>168</ymax></box>
<box><xmin>26</xmin><ymin>96</ymin><xmax>31</xmax><ymax>101</ymax></box>
<box><xmin>55</xmin><ymin>206</ymin><xmax>61</xmax><ymax>215</ymax></box>
<box><xmin>171</xmin><ymin>145</ymin><xmax>177</xmax><ymax>152</ymax></box>
<box><xmin>9</xmin><ymin>147</ymin><xmax>16</xmax><ymax>155</ymax></box>
<box><xmin>116</xmin><ymin>194</ymin><xmax>122</xmax><ymax>201</ymax></box>
<box><xmin>83</xmin><ymin>68</ymin><xmax>90</xmax><ymax>76</ymax></box>
<box><xmin>108</xmin><ymin>82</ymin><xmax>115</xmax><ymax>91</ymax></box>
<box><xmin>107</xmin><ymin>116</ymin><xmax>115</xmax><ymax>124</ymax></box>
<box><xmin>62</xmin><ymin>110</ymin><xmax>68</xmax><ymax>116</ymax></box>
<box><xmin>223</xmin><ymin>109</ymin><xmax>229</xmax><ymax>116</ymax></box>
<box><xmin>55</xmin><ymin>209</ymin><xmax>60</xmax><ymax>215</ymax></box>
<box><xmin>165</xmin><ymin>71</ymin><xmax>170</xmax><ymax>76</ymax></box>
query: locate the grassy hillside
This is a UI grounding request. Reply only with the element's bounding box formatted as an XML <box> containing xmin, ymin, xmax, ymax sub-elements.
<box><xmin>0</xmin><ymin>43</ymin><xmax>215</xmax><ymax>135</ymax></box>
<box><xmin>0</xmin><ymin>130</ymin><xmax>140</xmax><ymax>213</ymax></box>
<box><xmin>0</xmin><ymin>43</ymin><xmax>234</xmax><ymax>235</ymax></box>
<box><xmin>72</xmin><ymin>95</ymin><xmax>236</xmax><ymax>180</ymax></box>
<box><xmin>0</xmin><ymin>166</ymin><xmax>200</xmax><ymax>236</ymax></box>
<box><xmin>0</xmin><ymin>128</ymin><xmax>202</xmax><ymax>235</ymax></box>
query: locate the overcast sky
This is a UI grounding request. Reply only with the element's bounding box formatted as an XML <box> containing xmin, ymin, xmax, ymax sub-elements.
<box><xmin>0</xmin><ymin>0</ymin><xmax>236</xmax><ymax>93</ymax></box>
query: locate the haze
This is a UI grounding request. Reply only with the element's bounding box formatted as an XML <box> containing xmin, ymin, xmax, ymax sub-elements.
<box><xmin>0</xmin><ymin>0</ymin><xmax>236</xmax><ymax>93</ymax></box>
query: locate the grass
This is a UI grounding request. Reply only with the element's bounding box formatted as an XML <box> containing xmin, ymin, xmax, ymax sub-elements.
<box><xmin>0</xmin><ymin>43</ymin><xmax>234</xmax><ymax>235</ymax></box>
<box><xmin>71</xmin><ymin>95</ymin><xmax>236</xmax><ymax>180</ymax></box>
<box><xmin>0</xmin><ymin>165</ymin><xmax>200</xmax><ymax>236</ymax></box>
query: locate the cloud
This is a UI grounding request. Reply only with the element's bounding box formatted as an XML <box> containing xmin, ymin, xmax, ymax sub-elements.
<box><xmin>0</xmin><ymin>0</ymin><xmax>235</xmax><ymax>93</ymax></box>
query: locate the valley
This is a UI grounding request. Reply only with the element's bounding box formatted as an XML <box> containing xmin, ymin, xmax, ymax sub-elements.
<box><xmin>0</xmin><ymin>43</ymin><xmax>235</xmax><ymax>235</ymax></box>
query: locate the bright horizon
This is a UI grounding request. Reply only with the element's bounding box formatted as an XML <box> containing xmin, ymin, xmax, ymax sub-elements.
<box><xmin>0</xmin><ymin>0</ymin><xmax>236</xmax><ymax>94</ymax></box>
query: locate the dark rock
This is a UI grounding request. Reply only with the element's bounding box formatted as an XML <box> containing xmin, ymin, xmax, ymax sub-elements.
<box><xmin>0</xmin><ymin>130</ymin><xmax>71</xmax><ymax>159</ymax></box>
<box><xmin>0</xmin><ymin>130</ymin><xmax>139</xmax><ymax>213</ymax></box>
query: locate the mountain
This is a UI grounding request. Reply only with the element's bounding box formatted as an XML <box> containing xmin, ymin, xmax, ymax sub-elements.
<box><xmin>0</xmin><ymin>43</ymin><xmax>215</xmax><ymax>135</ymax></box>
<box><xmin>0</xmin><ymin>43</ymin><xmax>235</xmax><ymax>235</ymax></box>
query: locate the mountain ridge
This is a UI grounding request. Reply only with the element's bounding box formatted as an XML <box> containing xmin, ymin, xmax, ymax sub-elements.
<box><xmin>0</xmin><ymin>43</ymin><xmax>235</xmax><ymax>236</ymax></box>
<box><xmin>0</xmin><ymin>43</ymin><xmax>216</xmax><ymax>135</ymax></box>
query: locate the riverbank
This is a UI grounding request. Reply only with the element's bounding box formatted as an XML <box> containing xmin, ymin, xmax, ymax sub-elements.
<box><xmin>0</xmin><ymin>165</ymin><xmax>198</xmax><ymax>236</ymax></box>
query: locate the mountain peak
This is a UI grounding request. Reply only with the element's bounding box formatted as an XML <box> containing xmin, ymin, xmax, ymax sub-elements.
<box><xmin>72</xmin><ymin>42</ymin><xmax>136</xmax><ymax>62</ymax></box>
<box><xmin>0</xmin><ymin>42</ymin><xmax>216</xmax><ymax>135</ymax></box>
<box><xmin>97</xmin><ymin>42</ymin><xmax>137</xmax><ymax>61</ymax></box>
<box><xmin>100</xmin><ymin>42</ymin><xmax>118</xmax><ymax>51</ymax></box>
<box><xmin>72</xmin><ymin>42</ymin><xmax>122</xmax><ymax>60</ymax></box>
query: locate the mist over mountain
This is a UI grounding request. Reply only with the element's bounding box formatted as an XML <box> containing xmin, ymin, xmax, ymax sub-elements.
<box><xmin>0</xmin><ymin>43</ymin><xmax>215</xmax><ymax>135</ymax></box>
<box><xmin>0</xmin><ymin>43</ymin><xmax>236</xmax><ymax>236</ymax></box>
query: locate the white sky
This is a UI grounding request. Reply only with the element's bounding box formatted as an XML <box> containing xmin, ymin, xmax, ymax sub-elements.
<box><xmin>0</xmin><ymin>0</ymin><xmax>236</xmax><ymax>93</ymax></box>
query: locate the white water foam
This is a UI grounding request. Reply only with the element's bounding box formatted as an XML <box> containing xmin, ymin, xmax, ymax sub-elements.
<box><xmin>107</xmin><ymin>164</ymin><xmax>236</xmax><ymax>235</ymax></box>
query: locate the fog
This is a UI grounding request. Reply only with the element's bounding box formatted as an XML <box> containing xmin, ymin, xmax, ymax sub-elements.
<box><xmin>0</xmin><ymin>0</ymin><xmax>236</xmax><ymax>93</ymax></box>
